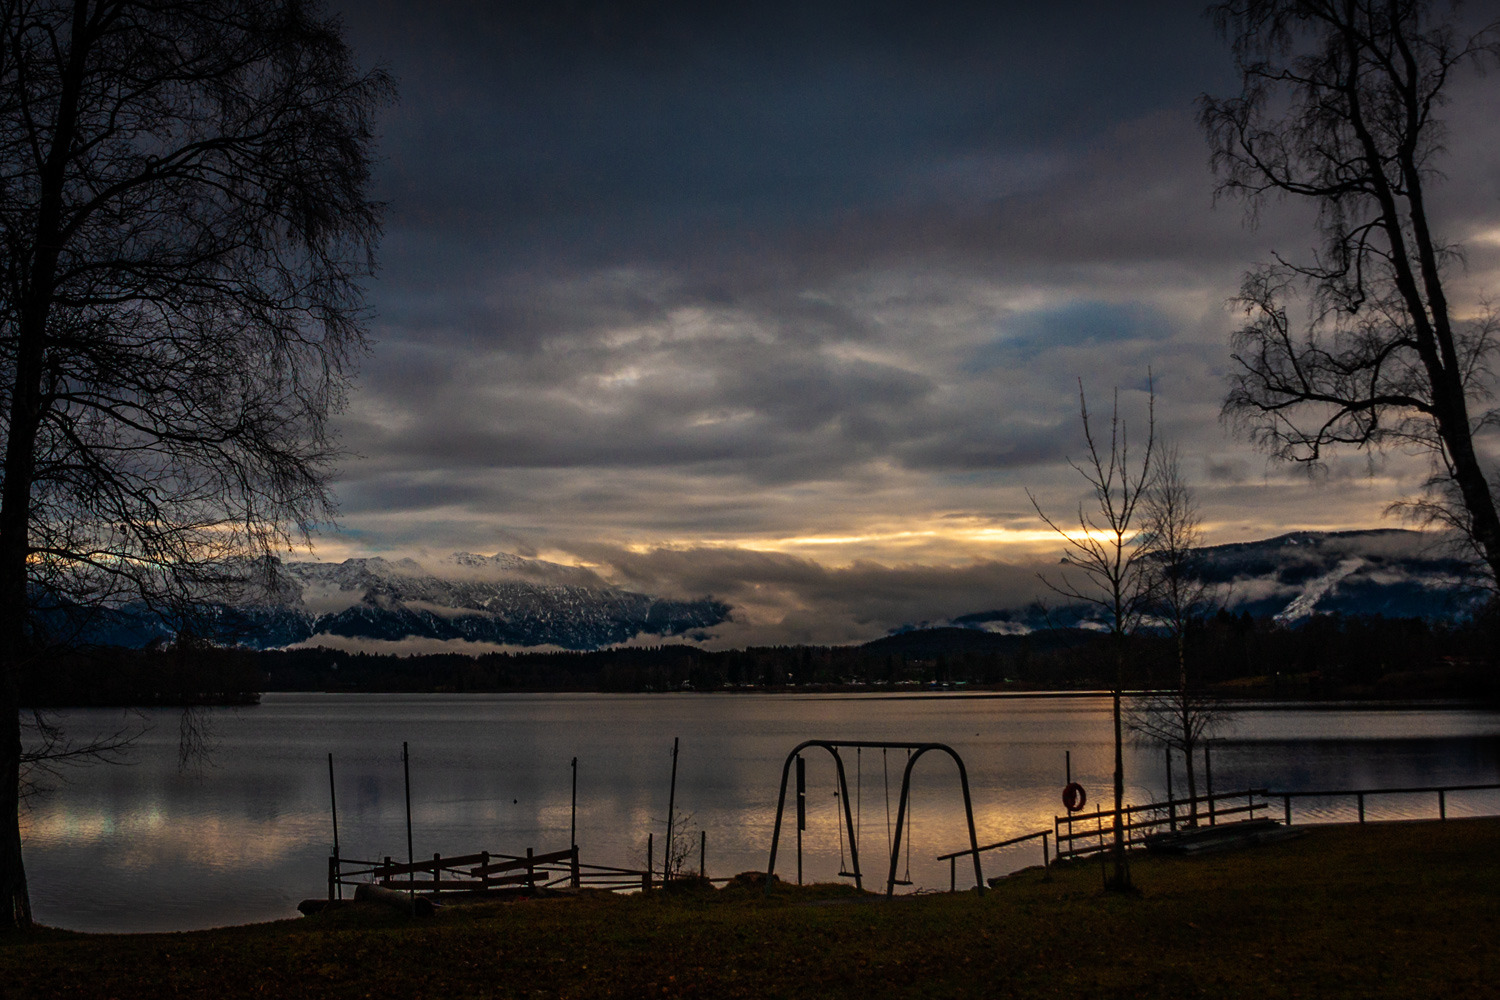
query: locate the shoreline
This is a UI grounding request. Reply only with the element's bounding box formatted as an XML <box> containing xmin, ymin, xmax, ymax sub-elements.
<box><xmin>32</xmin><ymin>687</ymin><xmax>1500</xmax><ymax>711</ymax></box>
<box><xmin>5</xmin><ymin>818</ymin><xmax>1496</xmax><ymax>998</ymax></box>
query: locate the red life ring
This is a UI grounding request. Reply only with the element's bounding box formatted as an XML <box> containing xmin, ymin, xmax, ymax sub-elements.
<box><xmin>1062</xmin><ymin>782</ymin><xmax>1087</xmax><ymax>812</ymax></box>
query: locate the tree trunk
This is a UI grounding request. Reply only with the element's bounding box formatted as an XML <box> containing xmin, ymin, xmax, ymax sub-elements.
<box><xmin>1345</xmin><ymin>49</ymin><xmax>1500</xmax><ymax>590</ymax></box>
<box><xmin>1182</xmin><ymin>739</ymin><xmax>1199</xmax><ymax>827</ymax></box>
<box><xmin>1436</xmin><ymin>410</ymin><xmax>1500</xmax><ymax>587</ymax></box>
<box><xmin>0</xmin><ymin>375</ymin><xmax>41</xmax><ymax>932</ymax></box>
<box><xmin>0</xmin><ymin>665</ymin><xmax>28</xmax><ymax>931</ymax></box>
<box><xmin>0</xmin><ymin>1</ymin><xmax>94</xmax><ymax>932</ymax></box>
<box><xmin>1110</xmin><ymin>641</ymin><xmax>1129</xmax><ymax>889</ymax></box>
<box><xmin>1177</xmin><ymin>631</ymin><xmax>1198</xmax><ymax>825</ymax></box>
<box><xmin>0</xmin><ymin>307</ymin><xmax>46</xmax><ymax>931</ymax></box>
<box><xmin>0</xmin><ymin>419</ymin><xmax>37</xmax><ymax>930</ymax></box>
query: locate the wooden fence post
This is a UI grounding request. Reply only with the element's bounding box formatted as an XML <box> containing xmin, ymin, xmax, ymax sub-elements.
<box><xmin>1205</xmin><ymin>745</ymin><xmax>1215</xmax><ymax>826</ymax></box>
<box><xmin>526</xmin><ymin>847</ymin><xmax>536</xmax><ymax>892</ymax></box>
<box><xmin>1165</xmin><ymin>749</ymin><xmax>1175</xmax><ymax>832</ymax></box>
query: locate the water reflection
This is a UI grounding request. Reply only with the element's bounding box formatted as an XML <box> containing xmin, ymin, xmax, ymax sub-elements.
<box><xmin>20</xmin><ymin>692</ymin><xmax>1500</xmax><ymax>933</ymax></box>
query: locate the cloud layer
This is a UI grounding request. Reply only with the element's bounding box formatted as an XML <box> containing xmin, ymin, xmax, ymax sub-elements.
<box><xmin>313</xmin><ymin>1</ymin><xmax>1500</xmax><ymax>642</ymax></box>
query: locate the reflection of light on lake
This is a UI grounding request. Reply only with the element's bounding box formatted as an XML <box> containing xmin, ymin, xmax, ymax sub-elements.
<box><xmin>26</xmin><ymin>806</ymin><xmax>320</xmax><ymax>868</ymax></box>
<box><xmin>20</xmin><ymin>692</ymin><xmax>1500</xmax><ymax>932</ymax></box>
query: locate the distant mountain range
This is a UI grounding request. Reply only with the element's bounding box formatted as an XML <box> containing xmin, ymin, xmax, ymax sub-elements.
<box><xmin>917</xmin><ymin>529</ymin><xmax>1488</xmax><ymax>637</ymax></box>
<box><xmin>61</xmin><ymin>551</ymin><xmax>731</xmax><ymax>651</ymax></box>
<box><xmin>50</xmin><ymin>529</ymin><xmax>1489</xmax><ymax>652</ymax></box>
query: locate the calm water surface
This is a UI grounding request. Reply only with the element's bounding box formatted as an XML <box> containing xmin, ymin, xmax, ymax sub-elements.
<box><xmin>22</xmin><ymin>692</ymin><xmax>1500</xmax><ymax>933</ymax></box>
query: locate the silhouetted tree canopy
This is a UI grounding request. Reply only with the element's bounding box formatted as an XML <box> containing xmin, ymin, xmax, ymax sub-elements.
<box><xmin>1204</xmin><ymin>1</ymin><xmax>1500</xmax><ymax>583</ymax></box>
<box><xmin>0</xmin><ymin>0</ymin><xmax>392</xmax><ymax>930</ymax></box>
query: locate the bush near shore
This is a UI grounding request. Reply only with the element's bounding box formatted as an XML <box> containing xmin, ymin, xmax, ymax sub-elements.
<box><xmin>2</xmin><ymin>818</ymin><xmax>1497</xmax><ymax>999</ymax></box>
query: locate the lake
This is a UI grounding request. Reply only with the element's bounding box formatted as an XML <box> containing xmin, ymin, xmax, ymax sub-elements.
<box><xmin>20</xmin><ymin>692</ymin><xmax>1500</xmax><ymax>933</ymax></box>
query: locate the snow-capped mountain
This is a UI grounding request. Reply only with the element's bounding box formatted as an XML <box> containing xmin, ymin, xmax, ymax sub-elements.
<box><xmin>936</xmin><ymin>529</ymin><xmax>1487</xmax><ymax>636</ymax></box>
<box><xmin>51</xmin><ymin>530</ymin><xmax>1487</xmax><ymax>652</ymax></box>
<box><xmin>76</xmin><ymin>551</ymin><xmax>731</xmax><ymax>651</ymax></box>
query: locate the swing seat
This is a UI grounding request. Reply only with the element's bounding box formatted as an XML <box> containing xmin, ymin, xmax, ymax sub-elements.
<box><xmin>889</xmin><ymin>878</ymin><xmax>913</xmax><ymax>886</ymax></box>
<box><xmin>837</xmin><ymin>870</ymin><xmax>859</xmax><ymax>878</ymax></box>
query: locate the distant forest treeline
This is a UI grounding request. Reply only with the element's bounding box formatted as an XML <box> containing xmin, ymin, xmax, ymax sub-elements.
<box><xmin>23</xmin><ymin>609</ymin><xmax>1500</xmax><ymax>707</ymax></box>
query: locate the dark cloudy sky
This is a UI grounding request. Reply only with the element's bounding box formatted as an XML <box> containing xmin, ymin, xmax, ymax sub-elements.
<box><xmin>317</xmin><ymin>1</ymin><xmax>1500</xmax><ymax>646</ymax></box>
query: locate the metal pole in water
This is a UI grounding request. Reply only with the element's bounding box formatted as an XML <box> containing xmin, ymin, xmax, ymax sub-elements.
<box><xmin>403</xmin><ymin>741</ymin><xmax>414</xmax><ymax>873</ymax></box>
<box><xmin>665</xmin><ymin>737</ymin><xmax>679</xmax><ymax>882</ymax></box>
<box><xmin>1064</xmin><ymin>750</ymin><xmax>1073</xmax><ymax>849</ymax></box>
<box><xmin>571</xmin><ymin>756</ymin><xmax>580</xmax><ymax>888</ymax></box>
<box><xmin>328</xmin><ymin>752</ymin><xmax>341</xmax><ymax>900</ymax></box>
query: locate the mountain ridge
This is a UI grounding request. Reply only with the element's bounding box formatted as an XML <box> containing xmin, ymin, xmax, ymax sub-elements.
<box><xmin>899</xmin><ymin>528</ymin><xmax>1486</xmax><ymax>637</ymax></box>
<box><xmin>49</xmin><ymin>529</ymin><xmax>1488</xmax><ymax>652</ymax></box>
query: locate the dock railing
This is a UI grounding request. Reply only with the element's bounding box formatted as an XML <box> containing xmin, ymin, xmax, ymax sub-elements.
<box><xmin>1053</xmin><ymin>788</ymin><xmax>1271</xmax><ymax>860</ymax></box>
<box><xmin>931</xmin><ymin>789</ymin><xmax>1270</xmax><ymax>889</ymax></box>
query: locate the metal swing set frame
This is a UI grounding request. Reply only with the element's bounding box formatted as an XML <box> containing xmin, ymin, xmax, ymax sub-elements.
<box><xmin>765</xmin><ymin>740</ymin><xmax>985</xmax><ymax>897</ymax></box>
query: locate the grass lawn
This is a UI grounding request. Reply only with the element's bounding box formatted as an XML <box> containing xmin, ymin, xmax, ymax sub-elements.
<box><xmin>1</xmin><ymin>817</ymin><xmax>1497</xmax><ymax>999</ymax></box>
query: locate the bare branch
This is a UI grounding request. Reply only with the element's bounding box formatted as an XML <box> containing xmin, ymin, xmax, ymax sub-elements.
<box><xmin>1031</xmin><ymin>378</ymin><xmax>1158</xmax><ymax>638</ymax></box>
<box><xmin>0</xmin><ymin>0</ymin><xmax>393</xmax><ymax>929</ymax></box>
<box><xmin>1206</xmin><ymin>0</ymin><xmax>1500</xmax><ymax>585</ymax></box>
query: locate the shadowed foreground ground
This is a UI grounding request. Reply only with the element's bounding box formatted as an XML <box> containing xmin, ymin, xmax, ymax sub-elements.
<box><xmin>2</xmin><ymin>818</ymin><xmax>1497</xmax><ymax>999</ymax></box>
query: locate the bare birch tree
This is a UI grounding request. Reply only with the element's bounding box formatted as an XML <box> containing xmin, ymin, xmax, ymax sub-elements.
<box><xmin>1204</xmin><ymin>1</ymin><xmax>1500</xmax><ymax>585</ymax></box>
<box><xmin>1128</xmin><ymin>445</ymin><xmax>1222</xmax><ymax>824</ymax></box>
<box><xmin>0</xmin><ymin>0</ymin><xmax>391</xmax><ymax>930</ymax></box>
<box><xmin>1030</xmin><ymin>379</ymin><xmax>1155</xmax><ymax>890</ymax></box>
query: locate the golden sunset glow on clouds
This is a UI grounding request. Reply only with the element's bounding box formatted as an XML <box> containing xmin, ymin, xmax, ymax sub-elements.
<box><xmin>307</xmin><ymin>1</ymin><xmax>1500</xmax><ymax>642</ymax></box>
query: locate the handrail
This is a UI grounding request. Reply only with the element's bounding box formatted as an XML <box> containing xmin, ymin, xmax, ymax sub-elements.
<box><xmin>936</xmin><ymin>829</ymin><xmax>1053</xmax><ymax>892</ymax></box>
<box><xmin>1266</xmin><ymin>781</ymin><xmax>1500</xmax><ymax>825</ymax></box>
<box><xmin>936</xmin><ymin>828</ymin><xmax>1049</xmax><ymax>861</ymax></box>
<box><xmin>1056</xmin><ymin>788</ymin><xmax>1269</xmax><ymax>827</ymax></box>
<box><xmin>1270</xmin><ymin>781</ymin><xmax>1500</xmax><ymax>798</ymax></box>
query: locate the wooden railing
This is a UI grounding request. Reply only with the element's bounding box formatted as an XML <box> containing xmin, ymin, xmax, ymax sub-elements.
<box><xmin>925</xmin><ymin>779</ymin><xmax>1500</xmax><ymax>892</ymax></box>
<box><xmin>1053</xmin><ymin>789</ymin><xmax>1270</xmax><ymax>860</ymax></box>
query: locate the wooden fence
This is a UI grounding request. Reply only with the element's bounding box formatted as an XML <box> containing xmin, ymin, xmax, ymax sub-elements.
<box><xmin>328</xmin><ymin>846</ymin><xmax>664</xmax><ymax>900</ymax></box>
<box><xmin>327</xmin><ymin>828</ymin><xmax>739</xmax><ymax>901</ymax></box>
